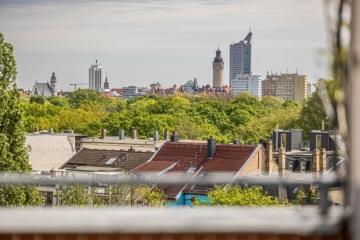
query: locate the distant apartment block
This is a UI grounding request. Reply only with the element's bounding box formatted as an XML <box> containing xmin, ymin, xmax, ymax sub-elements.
<box><xmin>268</xmin><ymin>73</ymin><xmax>308</xmax><ymax>102</ymax></box>
<box><xmin>262</xmin><ymin>73</ymin><xmax>280</xmax><ymax>98</ymax></box>
<box><xmin>229</xmin><ymin>31</ymin><xmax>252</xmax><ymax>84</ymax></box>
<box><xmin>230</xmin><ymin>74</ymin><xmax>262</xmax><ymax>99</ymax></box>
<box><xmin>89</xmin><ymin>60</ymin><xmax>104</xmax><ymax>90</ymax></box>
<box><xmin>308</xmin><ymin>82</ymin><xmax>312</xmax><ymax>97</ymax></box>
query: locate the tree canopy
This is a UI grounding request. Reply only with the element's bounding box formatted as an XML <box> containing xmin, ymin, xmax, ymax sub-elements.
<box><xmin>0</xmin><ymin>33</ymin><xmax>43</xmax><ymax>206</ymax></box>
<box><xmin>194</xmin><ymin>185</ymin><xmax>287</xmax><ymax>207</ymax></box>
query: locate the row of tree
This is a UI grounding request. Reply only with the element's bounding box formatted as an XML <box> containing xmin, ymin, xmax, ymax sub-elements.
<box><xmin>21</xmin><ymin>78</ymin><xmax>333</xmax><ymax>143</ymax></box>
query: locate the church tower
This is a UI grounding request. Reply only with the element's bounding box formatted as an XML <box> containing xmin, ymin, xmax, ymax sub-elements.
<box><xmin>104</xmin><ymin>72</ymin><xmax>110</xmax><ymax>89</ymax></box>
<box><xmin>212</xmin><ymin>46</ymin><xmax>224</xmax><ymax>88</ymax></box>
<box><xmin>50</xmin><ymin>71</ymin><xmax>57</xmax><ymax>96</ymax></box>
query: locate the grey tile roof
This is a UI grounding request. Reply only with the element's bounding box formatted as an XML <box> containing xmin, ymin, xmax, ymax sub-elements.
<box><xmin>32</xmin><ymin>82</ymin><xmax>54</xmax><ymax>97</ymax></box>
<box><xmin>62</xmin><ymin>148</ymin><xmax>154</xmax><ymax>172</ymax></box>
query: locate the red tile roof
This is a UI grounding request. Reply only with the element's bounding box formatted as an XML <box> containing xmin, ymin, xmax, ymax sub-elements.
<box><xmin>111</xmin><ymin>88</ymin><xmax>123</xmax><ymax>94</ymax></box>
<box><xmin>134</xmin><ymin>161</ymin><xmax>176</xmax><ymax>174</ymax></box>
<box><xmin>132</xmin><ymin>142</ymin><xmax>259</xmax><ymax>199</ymax></box>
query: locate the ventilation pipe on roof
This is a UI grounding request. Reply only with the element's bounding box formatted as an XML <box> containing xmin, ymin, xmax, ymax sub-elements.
<box><xmin>153</xmin><ymin>131</ymin><xmax>159</xmax><ymax>141</ymax></box>
<box><xmin>171</xmin><ymin>131</ymin><xmax>178</xmax><ymax>142</ymax></box>
<box><xmin>207</xmin><ymin>137</ymin><xmax>216</xmax><ymax>159</ymax></box>
<box><xmin>164</xmin><ymin>128</ymin><xmax>170</xmax><ymax>141</ymax></box>
<box><xmin>119</xmin><ymin>130</ymin><xmax>125</xmax><ymax>140</ymax></box>
<box><xmin>101</xmin><ymin>128</ymin><xmax>106</xmax><ymax>139</ymax></box>
<box><xmin>131</xmin><ymin>127</ymin><xmax>137</xmax><ymax>139</ymax></box>
<box><xmin>34</xmin><ymin>127</ymin><xmax>39</xmax><ymax>133</ymax></box>
<box><xmin>50</xmin><ymin>128</ymin><xmax>54</xmax><ymax>134</ymax></box>
<box><xmin>233</xmin><ymin>139</ymin><xmax>240</xmax><ymax>144</ymax></box>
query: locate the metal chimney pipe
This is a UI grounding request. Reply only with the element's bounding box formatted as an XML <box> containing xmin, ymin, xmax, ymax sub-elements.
<box><xmin>119</xmin><ymin>130</ymin><xmax>125</xmax><ymax>140</ymax></box>
<box><xmin>101</xmin><ymin>128</ymin><xmax>106</xmax><ymax>139</ymax></box>
<box><xmin>34</xmin><ymin>127</ymin><xmax>39</xmax><ymax>133</ymax></box>
<box><xmin>153</xmin><ymin>131</ymin><xmax>159</xmax><ymax>141</ymax></box>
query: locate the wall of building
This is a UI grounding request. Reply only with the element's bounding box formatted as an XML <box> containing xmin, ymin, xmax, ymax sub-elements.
<box><xmin>230</xmin><ymin>74</ymin><xmax>262</xmax><ymax>98</ymax></box>
<box><xmin>89</xmin><ymin>63</ymin><xmax>104</xmax><ymax>90</ymax></box>
<box><xmin>238</xmin><ymin>146</ymin><xmax>266</xmax><ymax>176</ymax></box>
<box><xmin>25</xmin><ymin>134</ymin><xmax>76</xmax><ymax>171</ymax></box>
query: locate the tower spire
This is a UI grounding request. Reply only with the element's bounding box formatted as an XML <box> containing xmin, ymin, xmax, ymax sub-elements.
<box><xmin>249</xmin><ymin>25</ymin><xmax>251</xmax><ymax>32</ymax></box>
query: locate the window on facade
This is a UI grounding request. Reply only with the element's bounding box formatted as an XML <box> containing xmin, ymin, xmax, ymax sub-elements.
<box><xmin>301</xmin><ymin>162</ymin><xmax>306</xmax><ymax>173</ymax></box>
<box><xmin>281</xmin><ymin>134</ymin><xmax>287</xmax><ymax>149</ymax></box>
<box><xmin>316</xmin><ymin>135</ymin><xmax>322</xmax><ymax>149</ymax></box>
<box><xmin>288</xmin><ymin>162</ymin><xmax>293</xmax><ymax>172</ymax></box>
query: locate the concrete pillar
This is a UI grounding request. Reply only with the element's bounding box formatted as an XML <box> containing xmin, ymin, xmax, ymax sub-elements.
<box><xmin>319</xmin><ymin>148</ymin><xmax>327</xmax><ymax>174</ymax></box>
<box><xmin>278</xmin><ymin>147</ymin><xmax>286</xmax><ymax>177</ymax></box>
<box><xmin>312</xmin><ymin>149</ymin><xmax>320</xmax><ymax>178</ymax></box>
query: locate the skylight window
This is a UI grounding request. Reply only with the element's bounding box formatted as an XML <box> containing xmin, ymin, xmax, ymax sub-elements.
<box><xmin>186</xmin><ymin>166</ymin><xmax>198</xmax><ymax>174</ymax></box>
<box><xmin>104</xmin><ymin>157</ymin><xmax>118</xmax><ymax>165</ymax></box>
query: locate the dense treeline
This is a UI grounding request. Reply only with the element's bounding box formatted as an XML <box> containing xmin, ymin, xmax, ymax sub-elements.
<box><xmin>21</xmin><ymin>79</ymin><xmax>333</xmax><ymax>143</ymax></box>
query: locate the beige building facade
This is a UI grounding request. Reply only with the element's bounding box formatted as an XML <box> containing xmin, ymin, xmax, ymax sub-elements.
<box><xmin>275</xmin><ymin>73</ymin><xmax>308</xmax><ymax>102</ymax></box>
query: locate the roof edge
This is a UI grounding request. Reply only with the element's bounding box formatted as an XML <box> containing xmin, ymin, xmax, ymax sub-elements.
<box><xmin>230</xmin><ymin>144</ymin><xmax>263</xmax><ymax>182</ymax></box>
<box><xmin>59</xmin><ymin>147</ymin><xmax>85</xmax><ymax>169</ymax></box>
<box><xmin>146</xmin><ymin>140</ymin><xmax>166</xmax><ymax>163</ymax></box>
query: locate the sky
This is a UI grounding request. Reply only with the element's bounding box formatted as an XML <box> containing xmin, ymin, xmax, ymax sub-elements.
<box><xmin>0</xmin><ymin>0</ymin><xmax>330</xmax><ymax>92</ymax></box>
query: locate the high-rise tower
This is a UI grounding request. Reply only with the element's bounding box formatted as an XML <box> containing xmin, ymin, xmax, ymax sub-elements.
<box><xmin>213</xmin><ymin>47</ymin><xmax>224</xmax><ymax>88</ymax></box>
<box><xmin>229</xmin><ymin>31</ymin><xmax>252</xmax><ymax>84</ymax></box>
<box><xmin>89</xmin><ymin>60</ymin><xmax>105</xmax><ymax>90</ymax></box>
<box><xmin>50</xmin><ymin>71</ymin><xmax>57</xmax><ymax>96</ymax></box>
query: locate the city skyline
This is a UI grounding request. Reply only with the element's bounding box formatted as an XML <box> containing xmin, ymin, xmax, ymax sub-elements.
<box><xmin>0</xmin><ymin>0</ymin><xmax>328</xmax><ymax>91</ymax></box>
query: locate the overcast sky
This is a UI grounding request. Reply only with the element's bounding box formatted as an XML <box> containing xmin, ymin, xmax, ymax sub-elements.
<box><xmin>0</xmin><ymin>0</ymin><xmax>330</xmax><ymax>92</ymax></box>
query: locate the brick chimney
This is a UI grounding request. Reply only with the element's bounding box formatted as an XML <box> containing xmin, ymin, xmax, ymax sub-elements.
<box><xmin>131</xmin><ymin>127</ymin><xmax>137</xmax><ymax>139</ymax></box>
<box><xmin>171</xmin><ymin>131</ymin><xmax>178</xmax><ymax>142</ymax></box>
<box><xmin>164</xmin><ymin>128</ymin><xmax>170</xmax><ymax>141</ymax></box>
<box><xmin>312</xmin><ymin>149</ymin><xmax>320</xmax><ymax>178</ymax></box>
<box><xmin>278</xmin><ymin>147</ymin><xmax>286</xmax><ymax>177</ymax></box>
<box><xmin>319</xmin><ymin>148</ymin><xmax>327</xmax><ymax>174</ymax></box>
<box><xmin>266</xmin><ymin>140</ymin><xmax>275</xmax><ymax>174</ymax></box>
<box><xmin>207</xmin><ymin>137</ymin><xmax>216</xmax><ymax>159</ymax></box>
<box><xmin>101</xmin><ymin>128</ymin><xmax>106</xmax><ymax>139</ymax></box>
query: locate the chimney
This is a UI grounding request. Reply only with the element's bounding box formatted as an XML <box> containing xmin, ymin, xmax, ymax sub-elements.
<box><xmin>207</xmin><ymin>137</ymin><xmax>216</xmax><ymax>159</ymax></box>
<box><xmin>266</xmin><ymin>140</ymin><xmax>274</xmax><ymax>174</ymax></box>
<box><xmin>119</xmin><ymin>130</ymin><xmax>125</xmax><ymax>140</ymax></box>
<box><xmin>233</xmin><ymin>139</ymin><xmax>240</xmax><ymax>144</ymax></box>
<box><xmin>50</xmin><ymin>128</ymin><xmax>54</xmax><ymax>134</ymax></box>
<box><xmin>171</xmin><ymin>131</ymin><xmax>178</xmax><ymax>142</ymax></box>
<box><xmin>101</xmin><ymin>128</ymin><xmax>106</xmax><ymax>139</ymax></box>
<box><xmin>319</xmin><ymin>148</ymin><xmax>327</xmax><ymax>174</ymax></box>
<box><xmin>312</xmin><ymin>149</ymin><xmax>320</xmax><ymax>178</ymax></box>
<box><xmin>278</xmin><ymin>147</ymin><xmax>286</xmax><ymax>177</ymax></box>
<box><xmin>164</xmin><ymin>128</ymin><xmax>170</xmax><ymax>141</ymax></box>
<box><xmin>153</xmin><ymin>131</ymin><xmax>159</xmax><ymax>141</ymax></box>
<box><xmin>131</xmin><ymin>127</ymin><xmax>137</xmax><ymax>139</ymax></box>
<box><xmin>34</xmin><ymin>127</ymin><xmax>39</xmax><ymax>133</ymax></box>
<box><xmin>50</xmin><ymin>168</ymin><xmax>56</xmax><ymax>179</ymax></box>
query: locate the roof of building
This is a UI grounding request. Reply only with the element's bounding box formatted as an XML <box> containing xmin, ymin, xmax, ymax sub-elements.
<box><xmin>32</xmin><ymin>82</ymin><xmax>54</xmax><ymax>96</ymax></box>
<box><xmin>132</xmin><ymin>142</ymin><xmax>259</xmax><ymax>199</ymax></box>
<box><xmin>61</xmin><ymin>148</ymin><xmax>154</xmax><ymax>172</ymax></box>
<box><xmin>110</xmin><ymin>88</ymin><xmax>123</xmax><ymax>94</ymax></box>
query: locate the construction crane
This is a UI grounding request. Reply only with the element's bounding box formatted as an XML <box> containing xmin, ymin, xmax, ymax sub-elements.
<box><xmin>70</xmin><ymin>83</ymin><xmax>88</xmax><ymax>91</ymax></box>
